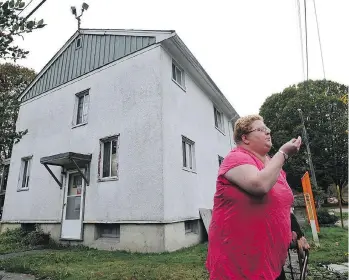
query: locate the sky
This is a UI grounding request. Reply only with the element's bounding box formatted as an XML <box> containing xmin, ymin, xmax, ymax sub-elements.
<box><xmin>14</xmin><ymin>0</ymin><xmax>349</xmax><ymax>116</ymax></box>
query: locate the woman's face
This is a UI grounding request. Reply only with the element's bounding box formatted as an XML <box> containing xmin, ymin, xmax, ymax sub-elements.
<box><xmin>242</xmin><ymin>120</ymin><xmax>272</xmax><ymax>153</ymax></box>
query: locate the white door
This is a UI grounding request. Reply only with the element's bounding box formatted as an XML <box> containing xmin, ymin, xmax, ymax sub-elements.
<box><xmin>61</xmin><ymin>171</ymin><xmax>85</xmax><ymax>240</ymax></box>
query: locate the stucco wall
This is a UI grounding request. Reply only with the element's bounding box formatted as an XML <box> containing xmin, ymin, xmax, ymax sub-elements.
<box><xmin>2</xmin><ymin>45</ymin><xmax>164</xmax><ymax>223</ymax></box>
<box><xmin>160</xmin><ymin>47</ymin><xmax>234</xmax><ymax>221</ymax></box>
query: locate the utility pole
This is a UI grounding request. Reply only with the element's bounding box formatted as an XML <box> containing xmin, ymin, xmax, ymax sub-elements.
<box><xmin>297</xmin><ymin>109</ymin><xmax>320</xmax><ymax>198</ymax></box>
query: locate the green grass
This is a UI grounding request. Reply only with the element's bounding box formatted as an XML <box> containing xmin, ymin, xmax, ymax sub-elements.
<box><xmin>0</xmin><ymin>226</ymin><xmax>347</xmax><ymax>279</ymax></box>
<box><xmin>0</xmin><ymin>244</ymin><xmax>209</xmax><ymax>280</ymax></box>
<box><xmin>304</xmin><ymin>226</ymin><xmax>348</xmax><ymax>265</ymax></box>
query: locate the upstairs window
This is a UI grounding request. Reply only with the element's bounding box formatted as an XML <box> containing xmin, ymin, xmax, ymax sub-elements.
<box><xmin>73</xmin><ymin>89</ymin><xmax>90</xmax><ymax>126</ymax></box>
<box><xmin>182</xmin><ymin>136</ymin><xmax>196</xmax><ymax>172</ymax></box>
<box><xmin>99</xmin><ymin>135</ymin><xmax>119</xmax><ymax>180</ymax></box>
<box><xmin>76</xmin><ymin>37</ymin><xmax>82</xmax><ymax>49</ymax></box>
<box><xmin>18</xmin><ymin>156</ymin><xmax>32</xmax><ymax>191</ymax></box>
<box><xmin>172</xmin><ymin>60</ymin><xmax>185</xmax><ymax>89</ymax></box>
<box><xmin>214</xmin><ymin>107</ymin><xmax>224</xmax><ymax>133</ymax></box>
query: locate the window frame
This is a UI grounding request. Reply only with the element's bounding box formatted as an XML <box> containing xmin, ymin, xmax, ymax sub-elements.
<box><xmin>0</xmin><ymin>161</ymin><xmax>10</xmax><ymax>193</ymax></box>
<box><xmin>75</xmin><ymin>36</ymin><xmax>82</xmax><ymax>49</ymax></box>
<box><xmin>172</xmin><ymin>60</ymin><xmax>186</xmax><ymax>90</ymax></box>
<box><xmin>182</xmin><ymin>136</ymin><xmax>196</xmax><ymax>173</ymax></box>
<box><xmin>98</xmin><ymin>135</ymin><xmax>119</xmax><ymax>182</ymax></box>
<box><xmin>98</xmin><ymin>223</ymin><xmax>120</xmax><ymax>239</ymax></box>
<box><xmin>17</xmin><ymin>156</ymin><xmax>33</xmax><ymax>192</ymax></box>
<box><xmin>184</xmin><ymin>220</ymin><xmax>199</xmax><ymax>234</ymax></box>
<box><xmin>72</xmin><ymin>89</ymin><xmax>90</xmax><ymax>128</ymax></box>
<box><xmin>214</xmin><ymin>106</ymin><xmax>225</xmax><ymax>134</ymax></box>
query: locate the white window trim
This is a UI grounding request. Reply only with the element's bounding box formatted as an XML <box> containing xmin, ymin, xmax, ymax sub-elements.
<box><xmin>214</xmin><ymin>106</ymin><xmax>225</xmax><ymax>135</ymax></box>
<box><xmin>17</xmin><ymin>156</ymin><xmax>33</xmax><ymax>192</ymax></box>
<box><xmin>75</xmin><ymin>36</ymin><xmax>82</xmax><ymax>50</ymax></box>
<box><xmin>72</xmin><ymin>89</ymin><xmax>90</xmax><ymax>128</ymax></box>
<box><xmin>182</xmin><ymin>136</ymin><xmax>196</xmax><ymax>173</ymax></box>
<box><xmin>172</xmin><ymin>60</ymin><xmax>186</xmax><ymax>91</ymax></box>
<box><xmin>98</xmin><ymin>135</ymin><xmax>119</xmax><ymax>182</ymax></box>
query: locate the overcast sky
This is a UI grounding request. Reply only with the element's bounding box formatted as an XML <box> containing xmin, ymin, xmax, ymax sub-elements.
<box><xmin>14</xmin><ymin>0</ymin><xmax>349</xmax><ymax>116</ymax></box>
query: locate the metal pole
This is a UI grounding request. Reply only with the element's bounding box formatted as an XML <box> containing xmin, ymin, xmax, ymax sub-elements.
<box><xmin>297</xmin><ymin>109</ymin><xmax>320</xmax><ymax>192</ymax></box>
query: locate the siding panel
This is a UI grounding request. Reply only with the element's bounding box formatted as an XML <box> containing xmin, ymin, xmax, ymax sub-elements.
<box><xmin>21</xmin><ymin>34</ymin><xmax>156</xmax><ymax>102</ymax></box>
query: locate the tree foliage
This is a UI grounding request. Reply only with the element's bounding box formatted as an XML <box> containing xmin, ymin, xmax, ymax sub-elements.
<box><xmin>259</xmin><ymin>80</ymin><xmax>348</xmax><ymax>199</ymax></box>
<box><xmin>0</xmin><ymin>63</ymin><xmax>35</xmax><ymax>159</ymax></box>
<box><xmin>0</xmin><ymin>0</ymin><xmax>45</xmax><ymax>61</ymax></box>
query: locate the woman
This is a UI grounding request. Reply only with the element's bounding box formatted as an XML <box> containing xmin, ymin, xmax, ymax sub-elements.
<box><xmin>206</xmin><ymin>115</ymin><xmax>307</xmax><ymax>280</ymax></box>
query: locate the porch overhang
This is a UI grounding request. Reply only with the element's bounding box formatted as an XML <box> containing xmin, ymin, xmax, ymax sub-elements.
<box><xmin>40</xmin><ymin>152</ymin><xmax>92</xmax><ymax>189</ymax></box>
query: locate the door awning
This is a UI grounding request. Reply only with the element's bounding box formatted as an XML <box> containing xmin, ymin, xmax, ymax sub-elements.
<box><xmin>40</xmin><ymin>152</ymin><xmax>92</xmax><ymax>189</ymax></box>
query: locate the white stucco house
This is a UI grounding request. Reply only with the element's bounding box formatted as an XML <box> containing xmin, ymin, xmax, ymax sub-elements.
<box><xmin>0</xmin><ymin>29</ymin><xmax>239</xmax><ymax>252</ymax></box>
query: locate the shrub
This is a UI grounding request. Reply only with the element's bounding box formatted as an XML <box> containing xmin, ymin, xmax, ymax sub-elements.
<box><xmin>317</xmin><ymin>209</ymin><xmax>339</xmax><ymax>225</ymax></box>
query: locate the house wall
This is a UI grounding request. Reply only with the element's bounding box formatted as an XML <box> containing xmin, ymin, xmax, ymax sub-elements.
<box><xmin>160</xmin><ymin>47</ymin><xmax>234</xmax><ymax>222</ymax></box>
<box><xmin>2</xmin><ymin>45</ymin><xmax>165</xmax><ymax>223</ymax></box>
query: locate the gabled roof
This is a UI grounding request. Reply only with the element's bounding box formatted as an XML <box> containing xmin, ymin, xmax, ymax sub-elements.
<box><xmin>19</xmin><ymin>29</ymin><xmax>175</xmax><ymax>102</ymax></box>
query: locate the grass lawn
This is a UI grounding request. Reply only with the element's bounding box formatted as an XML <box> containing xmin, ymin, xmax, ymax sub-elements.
<box><xmin>0</xmin><ymin>244</ymin><xmax>209</xmax><ymax>280</ymax></box>
<box><xmin>0</xmin><ymin>226</ymin><xmax>346</xmax><ymax>279</ymax></box>
<box><xmin>304</xmin><ymin>226</ymin><xmax>348</xmax><ymax>265</ymax></box>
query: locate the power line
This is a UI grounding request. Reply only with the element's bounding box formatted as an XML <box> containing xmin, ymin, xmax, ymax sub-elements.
<box><xmin>17</xmin><ymin>0</ymin><xmax>34</xmax><ymax>16</ymax></box>
<box><xmin>22</xmin><ymin>0</ymin><xmax>47</xmax><ymax>22</ymax></box>
<box><xmin>312</xmin><ymin>0</ymin><xmax>326</xmax><ymax>80</ymax></box>
<box><xmin>296</xmin><ymin>0</ymin><xmax>306</xmax><ymax>82</ymax></box>
<box><xmin>303</xmin><ymin>0</ymin><xmax>309</xmax><ymax>82</ymax></box>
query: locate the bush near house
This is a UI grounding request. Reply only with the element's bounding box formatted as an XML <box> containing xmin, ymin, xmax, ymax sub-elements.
<box><xmin>0</xmin><ymin>227</ymin><xmax>52</xmax><ymax>254</ymax></box>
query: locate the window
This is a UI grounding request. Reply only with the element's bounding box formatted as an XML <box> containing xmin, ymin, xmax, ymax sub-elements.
<box><xmin>182</xmin><ymin>136</ymin><xmax>196</xmax><ymax>172</ymax></box>
<box><xmin>185</xmin><ymin>220</ymin><xmax>198</xmax><ymax>234</ymax></box>
<box><xmin>99</xmin><ymin>224</ymin><xmax>120</xmax><ymax>238</ymax></box>
<box><xmin>18</xmin><ymin>157</ymin><xmax>32</xmax><ymax>191</ymax></box>
<box><xmin>99</xmin><ymin>136</ymin><xmax>119</xmax><ymax>180</ymax></box>
<box><xmin>73</xmin><ymin>90</ymin><xmax>90</xmax><ymax>126</ymax></box>
<box><xmin>214</xmin><ymin>107</ymin><xmax>224</xmax><ymax>133</ymax></box>
<box><xmin>0</xmin><ymin>163</ymin><xmax>9</xmax><ymax>193</ymax></box>
<box><xmin>172</xmin><ymin>60</ymin><xmax>185</xmax><ymax>89</ymax></box>
<box><xmin>218</xmin><ymin>155</ymin><xmax>224</xmax><ymax>166</ymax></box>
<box><xmin>76</xmin><ymin>37</ymin><xmax>82</xmax><ymax>49</ymax></box>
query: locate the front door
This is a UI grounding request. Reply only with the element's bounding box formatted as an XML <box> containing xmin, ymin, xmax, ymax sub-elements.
<box><xmin>61</xmin><ymin>171</ymin><xmax>85</xmax><ymax>240</ymax></box>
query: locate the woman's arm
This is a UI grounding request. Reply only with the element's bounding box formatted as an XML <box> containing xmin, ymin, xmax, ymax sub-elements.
<box><xmin>224</xmin><ymin>137</ymin><xmax>302</xmax><ymax>196</ymax></box>
<box><xmin>224</xmin><ymin>152</ymin><xmax>285</xmax><ymax>196</ymax></box>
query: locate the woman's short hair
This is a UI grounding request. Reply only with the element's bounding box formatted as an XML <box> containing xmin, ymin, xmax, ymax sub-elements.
<box><xmin>233</xmin><ymin>115</ymin><xmax>263</xmax><ymax>143</ymax></box>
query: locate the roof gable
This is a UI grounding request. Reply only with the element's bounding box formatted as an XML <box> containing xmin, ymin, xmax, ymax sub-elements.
<box><xmin>21</xmin><ymin>29</ymin><xmax>174</xmax><ymax>102</ymax></box>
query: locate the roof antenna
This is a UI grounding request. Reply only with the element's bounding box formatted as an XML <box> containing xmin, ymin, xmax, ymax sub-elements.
<box><xmin>71</xmin><ymin>2</ymin><xmax>89</xmax><ymax>31</ymax></box>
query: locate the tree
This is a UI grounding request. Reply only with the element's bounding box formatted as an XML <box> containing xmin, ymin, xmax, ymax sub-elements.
<box><xmin>0</xmin><ymin>0</ymin><xmax>45</xmax><ymax>61</ymax></box>
<box><xmin>259</xmin><ymin>80</ymin><xmax>348</xmax><ymax>202</ymax></box>
<box><xmin>0</xmin><ymin>63</ymin><xmax>36</xmax><ymax>160</ymax></box>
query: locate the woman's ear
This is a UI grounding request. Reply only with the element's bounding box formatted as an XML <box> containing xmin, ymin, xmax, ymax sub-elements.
<box><xmin>241</xmin><ymin>134</ymin><xmax>250</xmax><ymax>145</ymax></box>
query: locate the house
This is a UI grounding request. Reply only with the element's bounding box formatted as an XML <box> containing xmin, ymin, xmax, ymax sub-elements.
<box><xmin>0</xmin><ymin>29</ymin><xmax>239</xmax><ymax>252</ymax></box>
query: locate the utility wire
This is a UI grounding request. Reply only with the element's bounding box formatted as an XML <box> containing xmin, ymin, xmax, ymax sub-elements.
<box><xmin>304</xmin><ymin>0</ymin><xmax>309</xmax><ymax>82</ymax></box>
<box><xmin>17</xmin><ymin>0</ymin><xmax>34</xmax><ymax>16</ymax></box>
<box><xmin>296</xmin><ymin>0</ymin><xmax>306</xmax><ymax>82</ymax></box>
<box><xmin>312</xmin><ymin>0</ymin><xmax>326</xmax><ymax>80</ymax></box>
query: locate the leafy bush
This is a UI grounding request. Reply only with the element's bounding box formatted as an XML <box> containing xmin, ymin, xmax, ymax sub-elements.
<box><xmin>0</xmin><ymin>226</ymin><xmax>51</xmax><ymax>253</ymax></box>
<box><xmin>317</xmin><ymin>209</ymin><xmax>339</xmax><ymax>225</ymax></box>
